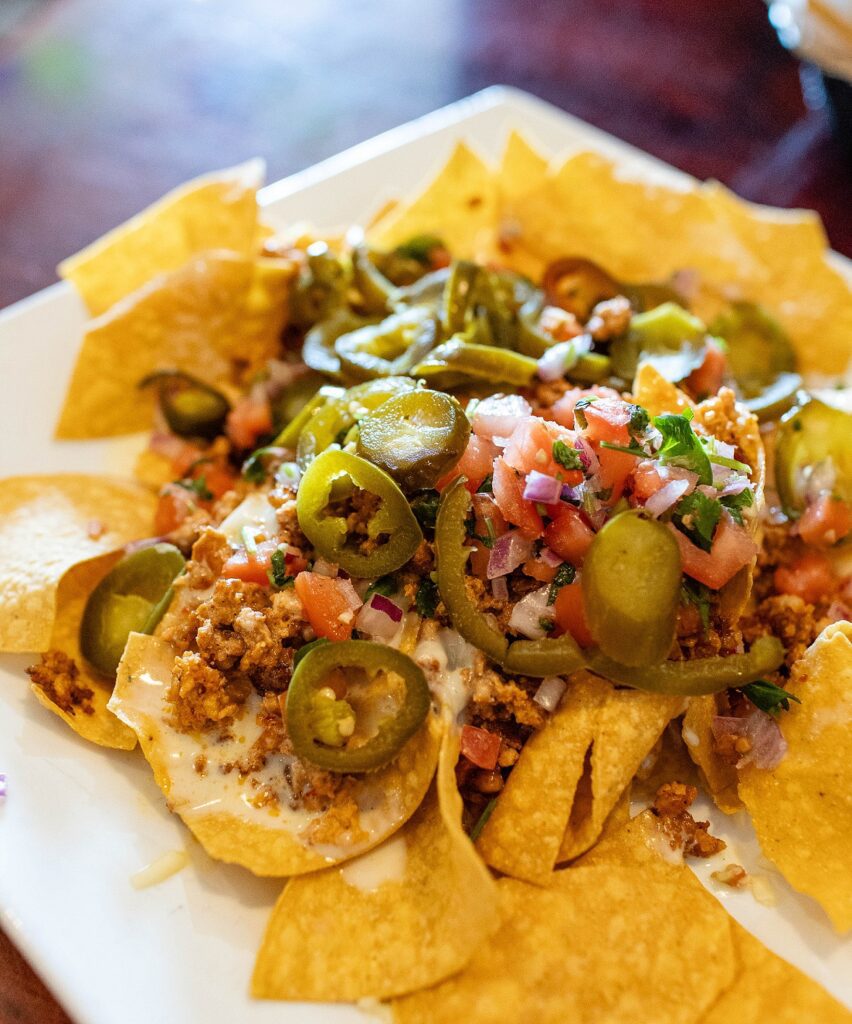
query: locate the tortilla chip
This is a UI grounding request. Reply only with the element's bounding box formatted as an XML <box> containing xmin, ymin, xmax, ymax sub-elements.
<box><xmin>633</xmin><ymin>363</ymin><xmax>694</xmax><ymax>418</ymax></box>
<box><xmin>110</xmin><ymin>633</ymin><xmax>442</xmax><ymax>877</ymax></box>
<box><xmin>394</xmin><ymin>860</ymin><xmax>735</xmax><ymax>1024</ymax></box>
<box><xmin>252</xmin><ymin>726</ymin><xmax>497</xmax><ymax>1001</ymax></box>
<box><xmin>682</xmin><ymin>695</ymin><xmax>742</xmax><ymax>814</ymax></box>
<box><xmin>494</xmin><ymin>131</ymin><xmax>550</xmax><ymax>281</ymax></box>
<box><xmin>55</xmin><ymin>252</ymin><xmax>289</xmax><ymax>439</ymax></box>
<box><xmin>0</xmin><ymin>475</ymin><xmax>156</xmax><ymax>652</ymax></box>
<box><xmin>59</xmin><ymin>160</ymin><xmax>264</xmax><ymax>316</ymax></box>
<box><xmin>369</xmin><ymin>142</ymin><xmax>498</xmax><ymax>263</ymax></box>
<box><xmin>738</xmin><ymin>622</ymin><xmax>852</xmax><ymax>931</ymax></box>
<box><xmin>633</xmin><ymin>720</ymin><xmax>700</xmax><ymax>805</ymax></box>
<box><xmin>29</xmin><ymin>553</ymin><xmax>136</xmax><ymax>750</ymax></box>
<box><xmin>557</xmin><ymin>688</ymin><xmax>682</xmax><ymax>862</ymax></box>
<box><xmin>475</xmin><ymin>672</ymin><xmax>606</xmax><ymax>883</ymax></box>
<box><xmin>698</xmin><ymin>920</ymin><xmax>852</xmax><ymax>1024</ymax></box>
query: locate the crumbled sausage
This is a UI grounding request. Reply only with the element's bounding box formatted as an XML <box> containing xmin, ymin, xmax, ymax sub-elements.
<box><xmin>586</xmin><ymin>295</ymin><xmax>631</xmax><ymax>340</ymax></box>
<box><xmin>652</xmin><ymin>782</ymin><xmax>726</xmax><ymax>858</ymax></box>
<box><xmin>167</xmin><ymin>652</ymin><xmax>250</xmax><ymax>732</ymax></box>
<box><xmin>27</xmin><ymin>650</ymin><xmax>94</xmax><ymax>716</ymax></box>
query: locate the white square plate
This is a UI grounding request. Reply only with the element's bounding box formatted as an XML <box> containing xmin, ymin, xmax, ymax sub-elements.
<box><xmin>1</xmin><ymin>87</ymin><xmax>849</xmax><ymax>1024</ymax></box>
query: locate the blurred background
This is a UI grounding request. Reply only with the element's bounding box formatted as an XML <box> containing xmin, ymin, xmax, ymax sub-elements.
<box><xmin>0</xmin><ymin>0</ymin><xmax>850</xmax><ymax>312</ymax></box>
<box><xmin>0</xmin><ymin>0</ymin><xmax>849</xmax><ymax>1018</ymax></box>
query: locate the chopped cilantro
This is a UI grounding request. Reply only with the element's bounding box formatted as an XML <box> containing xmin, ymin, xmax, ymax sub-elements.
<box><xmin>599</xmin><ymin>440</ymin><xmax>648</xmax><ymax>457</ymax></box>
<box><xmin>242</xmin><ymin>446</ymin><xmax>278</xmax><ymax>484</ymax></box>
<box><xmin>572</xmin><ymin>396</ymin><xmax>597</xmax><ymax>430</ymax></box>
<box><xmin>415</xmin><ymin>578</ymin><xmax>439</xmax><ymax>618</ymax></box>
<box><xmin>720</xmin><ymin>488</ymin><xmax>754</xmax><ymax>526</ymax></box>
<box><xmin>742</xmin><ymin>679</ymin><xmax>801</xmax><ymax>715</ymax></box>
<box><xmin>478</xmin><ymin>473</ymin><xmax>494</xmax><ymax>494</ymax></box>
<box><xmin>547</xmin><ymin>563</ymin><xmax>576</xmax><ymax>605</ymax></box>
<box><xmin>539</xmin><ymin>617</ymin><xmax>555</xmax><ymax>633</ymax></box>
<box><xmin>267</xmin><ymin>548</ymin><xmax>293</xmax><ymax>589</ymax></box>
<box><xmin>672</xmin><ymin>491</ymin><xmax>721</xmax><ymax>552</ymax></box>
<box><xmin>470</xmin><ymin>797</ymin><xmax>498</xmax><ymax>842</ymax></box>
<box><xmin>411</xmin><ymin>490</ymin><xmax>441</xmax><ymax>529</ymax></box>
<box><xmin>472</xmin><ymin>517</ymin><xmax>496</xmax><ymax>549</ymax></box>
<box><xmin>628</xmin><ymin>403</ymin><xmax>650</xmax><ymax>438</ymax></box>
<box><xmin>680</xmin><ymin>578</ymin><xmax>712</xmax><ymax>632</ymax></box>
<box><xmin>177</xmin><ymin>475</ymin><xmax>213</xmax><ymax>501</ymax></box>
<box><xmin>293</xmin><ymin>637</ymin><xmax>330</xmax><ymax>669</ymax></box>
<box><xmin>653</xmin><ymin>410</ymin><xmax>713</xmax><ymax>485</ymax></box>
<box><xmin>366</xmin><ymin>575</ymin><xmax>397</xmax><ymax>599</ymax></box>
<box><xmin>394</xmin><ymin>233</ymin><xmax>446</xmax><ymax>265</ymax></box>
<box><xmin>552</xmin><ymin>440</ymin><xmax>584</xmax><ymax>472</ymax></box>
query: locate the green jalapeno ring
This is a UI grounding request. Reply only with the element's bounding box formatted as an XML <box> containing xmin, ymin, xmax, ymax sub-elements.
<box><xmin>303</xmin><ymin>310</ymin><xmax>383</xmax><ymax>378</ymax></box>
<box><xmin>775</xmin><ymin>394</ymin><xmax>852</xmax><ymax>516</ymax></box>
<box><xmin>138</xmin><ymin>370</ymin><xmax>230</xmax><ymax>440</ymax></box>
<box><xmin>289</xmin><ymin>243</ymin><xmax>349</xmax><ymax>328</ymax></box>
<box><xmin>351</xmin><ymin>245</ymin><xmax>397</xmax><ymax>315</ymax></box>
<box><xmin>412</xmin><ymin>339</ymin><xmax>538</xmax><ymax>389</ymax></box>
<box><xmin>80</xmin><ymin>543</ymin><xmax>186</xmax><ymax>678</ymax></box>
<box><xmin>541</xmin><ymin>257</ymin><xmax>620</xmax><ymax>321</ymax></box>
<box><xmin>709</xmin><ymin>301</ymin><xmax>797</xmax><ymax>401</ymax></box>
<box><xmin>285</xmin><ymin>639</ymin><xmax>431</xmax><ymax>772</ymax></box>
<box><xmin>742</xmin><ymin>372</ymin><xmax>802</xmax><ymax>423</ymax></box>
<box><xmin>357</xmin><ymin>390</ymin><xmax>471</xmax><ymax>491</ymax></box>
<box><xmin>442</xmin><ymin>260</ymin><xmax>482</xmax><ymax>335</ymax></box>
<box><xmin>587</xmin><ymin>635</ymin><xmax>785</xmax><ymax>696</ymax></box>
<box><xmin>335</xmin><ymin>307</ymin><xmax>439</xmax><ymax>382</ymax></box>
<box><xmin>296</xmin><ymin>449</ymin><xmax>422</xmax><ymax>576</ymax></box>
<box><xmin>582</xmin><ymin>510</ymin><xmax>682</xmax><ymax>668</ymax></box>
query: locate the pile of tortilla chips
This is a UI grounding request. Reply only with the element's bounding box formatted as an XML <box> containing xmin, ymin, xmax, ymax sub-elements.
<box><xmin>2</xmin><ymin>135</ymin><xmax>851</xmax><ymax>1021</ymax></box>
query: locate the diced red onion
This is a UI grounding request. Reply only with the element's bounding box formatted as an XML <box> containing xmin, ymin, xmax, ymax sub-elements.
<box><xmin>523</xmin><ymin>471</ymin><xmax>562</xmax><ymax>504</ymax></box>
<box><xmin>711</xmin><ymin>711</ymin><xmax>787</xmax><ymax>770</ymax></box>
<box><xmin>508</xmin><ymin>586</ymin><xmax>554</xmax><ymax>639</ymax></box>
<box><xmin>719</xmin><ymin>475</ymin><xmax>751</xmax><ymax>497</ymax></box>
<box><xmin>337</xmin><ymin>578</ymin><xmax>364</xmax><ymax>611</ymax></box>
<box><xmin>0</xmin><ymin>773</ymin><xmax>6</xmax><ymax>799</ymax></box>
<box><xmin>313</xmin><ymin>558</ymin><xmax>338</xmax><ymax>577</ymax></box>
<box><xmin>355</xmin><ymin>594</ymin><xmax>402</xmax><ymax>639</ymax></box>
<box><xmin>492</xmin><ymin>435</ymin><xmax>512</xmax><ymax>448</ymax></box>
<box><xmin>491</xmin><ymin>576</ymin><xmax>509</xmax><ymax>601</ymax></box>
<box><xmin>540</xmin><ymin>546</ymin><xmax>563</xmax><ymax>567</ymax></box>
<box><xmin>487</xmin><ymin>530</ymin><xmax>533</xmax><ymax>579</ymax></box>
<box><xmin>536</xmin><ymin>336</ymin><xmax>592</xmax><ymax>382</ymax></box>
<box><xmin>645</xmin><ymin>478</ymin><xmax>690</xmax><ymax>518</ymax></box>
<box><xmin>371</xmin><ymin>593</ymin><xmax>403</xmax><ymax>622</ymax></box>
<box><xmin>573</xmin><ymin>435</ymin><xmax>600</xmax><ymax>480</ymax></box>
<box><xmin>561</xmin><ymin>483</ymin><xmax>583</xmax><ymax>504</ymax></box>
<box><xmin>533</xmin><ymin>676</ymin><xmax>567</xmax><ymax>712</ymax></box>
<box><xmin>472</xmin><ymin>394</ymin><xmax>532</xmax><ymax>441</ymax></box>
<box><xmin>662</xmin><ymin>466</ymin><xmax>699</xmax><ymax>494</ymax></box>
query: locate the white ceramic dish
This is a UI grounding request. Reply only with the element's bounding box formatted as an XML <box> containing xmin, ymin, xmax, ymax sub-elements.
<box><xmin>0</xmin><ymin>86</ymin><xmax>849</xmax><ymax>1024</ymax></box>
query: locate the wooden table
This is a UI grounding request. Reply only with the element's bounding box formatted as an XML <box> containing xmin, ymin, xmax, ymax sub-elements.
<box><xmin>0</xmin><ymin>0</ymin><xmax>849</xmax><ymax>1019</ymax></box>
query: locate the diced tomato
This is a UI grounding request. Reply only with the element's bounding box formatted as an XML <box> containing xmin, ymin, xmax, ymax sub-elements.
<box><xmin>460</xmin><ymin>724</ymin><xmax>501</xmax><ymax>770</ymax></box>
<box><xmin>543</xmin><ymin>504</ymin><xmax>595</xmax><ymax>564</ymax></box>
<box><xmin>154</xmin><ymin>484</ymin><xmax>195</xmax><ymax>535</ymax></box>
<box><xmin>579</xmin><ymin>397</ymin><xmax>632</xmax><ymax>446</ymax></box>
<box><xmin>630</xmin><ymin>462</ymin><xmax>667</xmax><ymax>502</ymax></box>
<box><xmin>195</xmin><ymin>461</ymin><xmax>237</xmax><ymax>499</ymax></box>
<box><xmin>226</xmin><ymin>395</ymin><xmax>273</xmax><ymax>451</ymax></box>
<box><xmin>294</xmin><ymin>572</ymin><xmax>356</xmax><ymax>641</ymax></box>
<box><xmin>523</xmin><ymin>557</ymin><xmax>558</xmax><ymax>583</ymax></box>
<box><xmin>774</xmin><ymin>551</ymin><xmax>835</xmax><ymax>604</ymax></box>
<box><xmin>502</xmin><ymin>417</ymin><xmax>583</xmax><ymax>483</ymax></box>
<box><xmin>596</xmin><ymin>445</ymin><xmax>638</xmax><ymax>502</ymax></box>
<box><xmin>491</xmin><ymin>457</ymin><xmax>543</xmax><ymax>538</ymax></box>
<box><xmin>669</xmin><ymin>515</ymin><xmax>758</xmax><ymax>590</ymax></box>
<box><xmin>796</xmin><ymin>495</ymin><xmax>852</xmax><ymax>548</ymax></box>
<box><xmin>550</xmin><ymin>386</ymin><xmax>622</xmax><ymax>429</ymax></box>
<box><xmin>686</xmin><ymin>340</ymin><xmax>727</xmax><ymax>398</ymax></box>
<box><xmin>221</xmin><ymin>539</ymin><xmax>279</xmax><ymax>585</ymax></box>
<box><xmin>553</xmin><ymin>581</ymin><xmax>594</xmax><ymax>647</ymax></box>
<box><xmin>437</xmin><ymin>435</ymin><xmax>499</xmax><ymax>493</ymax></box>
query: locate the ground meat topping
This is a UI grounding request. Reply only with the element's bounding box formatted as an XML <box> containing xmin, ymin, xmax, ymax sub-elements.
<box><xmin>167</xmin><ymin>651</ymin><xmax>250</xmax><ymax>732</ymax></box>
<box><xmin>585</xmin><ymin>295</ymin><xmax>632</xmax><ymax>341</ymax></box>
<box><xmin>27</xmin><ymin>650</ymin><xmax>95</xmax><ymax>716</ymax></box>
<box><xmin>651</xmin><ymin>781</ymin><xmax>726</xmax><ymax>858</ymax></box>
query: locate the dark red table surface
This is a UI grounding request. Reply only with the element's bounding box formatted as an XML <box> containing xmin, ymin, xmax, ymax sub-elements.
<box><xmin>0</xmin><ymin>0</ymin><xmax>849</xmax><ymax>1019</ymax></box>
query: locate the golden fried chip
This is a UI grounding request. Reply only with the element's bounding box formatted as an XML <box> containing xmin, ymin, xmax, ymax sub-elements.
<box><xmin>394</xmin><ymin>861</ymin><xmax>735</xmax><ymax>1024</ymax></box>
<box><xmin>632</xmin><ymin>721</ymin><xmax>699</xmax><ymax>805</ymax></box>
<box><xmin>0</xmin><ymin>475</ymin><xmax>156</xmax><ymax>652</ymax></box>
<box><xmin>252</xmin><ymin>726</ymin><xmax>497</xmax><ymax>1001</ymax></box>
<box><xmin>59</xmin><ymin>160</ymin><xmax>264</xmax><ymax>315</ymax></box>
<box><xmin>633</xmin><ymin>363</ymin><xmax>694</xmax><ymax>418</ymax></box>
<box><xmin>698</xmin><ymin>920</ymin><xmax>852</xmax><ymax>1024</ymax></box>
<box><xmin>738</xmin><ymin>622</ymin><xmax>852</xmax><ymax>932</ymax></box>
<box><xmin>475</xmin><ymin>672</ymin><xmax>607</xmax><ymax>883</ymax></box>
<box><xmin>557</xmin><ymin>688</ymin><xmax>682</xmax><ymax>862</ymax></box>
<box><xmin>369</xmin><ymin>142</ymin><xmax>498</xmax><ymax>262</ymax></box>
<box><xmin>110</xmin><ymin>633</ymin><xmax>442</xmax><ymax>877</ymax></box>
<box><xmin>682</xmin><ymin>695</ymin><xmax>742</xmax><ymax>814</ymax></box>
<box><xmin>55</xmin><ymin>252</ymin><xmax>289</xmax><ymax>439</ymax></box>
<box><xmin>494</xmin><ymin>131</ymin><xmax>550</xmax><ymax>281</ymax></box>
<box><xmin>29</xmin><ymin>553</ymin><xmax>136</xmax><ymax>750</ymax></box>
